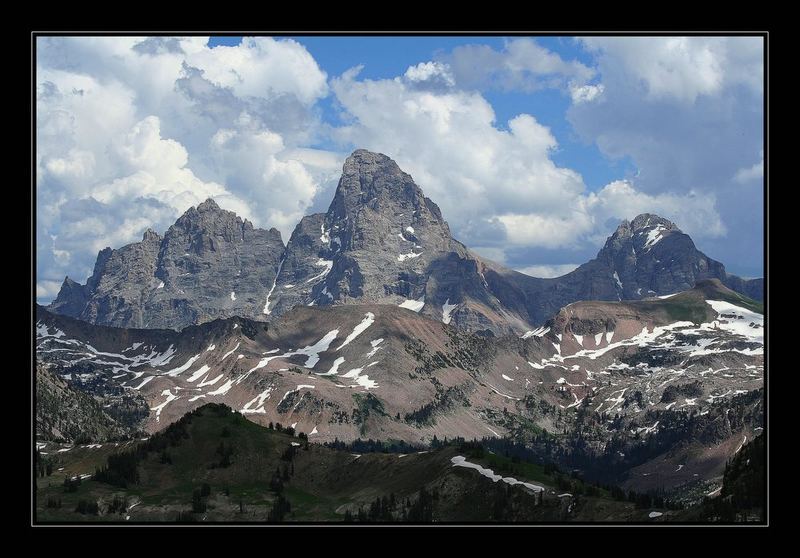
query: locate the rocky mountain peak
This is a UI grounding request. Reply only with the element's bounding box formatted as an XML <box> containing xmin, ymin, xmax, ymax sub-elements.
<box><xmin>196</xmin><ymin>197</ymin><xmax>221</xmax><ymax>212</ymax></box>
<box><xmin>606</xmin><ymin>213</ymin><xmax>681</xmax><ymax>250</ymax></box>
<box><xmin>167</xmin><ymin>198</ymin><xmax>272</xmax><ymax>248</ymax></box>
<box><xmin>330</xmin><ymin>150</ymin><xmax>428</xmax><ymax>218</ymax></box>
<box><xmin>46</xmin><ymin>158</ymin><xmax>762</xmax><ymax>334</ymax></box>
<box><xmin>630</xmin><ymin>213</ymin><xmax>680</xmax><ymax>233</ymax></box>
<box><xmin>48</xmin><ymin>197</ymin><xmax>285</xmax><ymax>330</ymax></box>
<box><xmin>142</xmin><ymin>228</ymin><xmax>161</xmax><ymax>243</ymax></box>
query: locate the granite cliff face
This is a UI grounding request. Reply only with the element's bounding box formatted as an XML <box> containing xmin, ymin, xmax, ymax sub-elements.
<box><xmin>48</xmin><ymin>150</ymin><xmax>762</xmax><ymax>334</ymax></box>
<box><xmin>268</xmin><ymin>150</ymin><xmax>521</xmax><ymax>333</ymax></box>
<box><xmin>49</xmin><ymin>199</ymin><xmax>284</xmax><ymax>330</ymax></box>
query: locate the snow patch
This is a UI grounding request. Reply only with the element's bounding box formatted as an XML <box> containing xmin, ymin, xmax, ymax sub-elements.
<box><xmin>263</xmin><ymin>257</ymin><xmax>285</xmax><ymax>314</ymax></box>
<box><xmin>278</xmin><ymin>385</ymin><xmax>316</xmax><ymax>405</ymax></box>
<box><xmin>241</xmin><ymin>385</ymin><xmax>275</xmax><ymax>414</ymax></box>
<box><xmin>246</xmin><ymin>329</ymin><xmax>340</xmax><ymax>376</ymax></box>
<box><xmin>151</xmin><ymin>389</ymin><xmax>179</xmax><ymax>422</ymax></box>
<box><xmin>706</xmin><ymin>300</ymin><xmax>764</xmax><ymax>343</ymax></box>
<box><xmin>317</xmin><ymin>356</ymin><xmax>345</xmax><ymax>376</ymax></box>
<box><xmin>399</xmin><ymin>296</ymin><xmax>425</xmax><ymax>312</ymax></box>
<box><xmin>442</xmin><ymin>298</ymin><xmax>457</xmax><ymax>325</ymax></box>
<box><xmin>341</xmin><ymin>367</ymin><xmax>378</xmax><ymax>389</ymax></box>
<box><xmin>643</xmin><ymin>225</ymin><xmax>667</xmax><ymax>251</ymax></box>
<box><xmin>123</xmin><ymin>342</ymin><xmax>144</xmax><ymax>353</ymax></box>
<box><xmin>336</xmin><ymin>312</ymin><xmax>375</xmax><ymax>350</ymax></box>
<box><xmin>165</xmin><ymin>354</ymin><xmax>201</xmax><ymax>377</ymax></box>
<box><xmin>451</xmin><ymin>456</ymin><xmax>544</xmax><ymax>493</ymax></box>
<box><xmin>207</xmin><ymin>379</ymin><xmax>235</xmax><ymax>396</ymax></box>
<box><xmin>522</xmin><ymin>326</ymin><xmax>550</xmax><ymax>339</ymax></box>
<box><xmin>365</xmin><ymin>338</ymin><xmax>384</xmax><ymax>358</ymax></box>
<box><xmin>398</xmin><ymin>251</ymin><xmax>423</xmax><ymax>262</ymax></box>
<box><xmin>132</xmin><ymin>376</ymin><xmax>154</xmax><ymax>390</ymax></box>
<box><xmin>221</xmin><ymin>342</ymin><xmax>240</xmax><ymax>361</ymax></box>
<box><xmin>305</xmin><ymin>259</ymin><xmax>333</xmax><ymax>284</ymax></box>
<box><xmin>198</xmin><ymin>374</ymin><xmax>223</xmax><ymax>388</ymax></box>
<box><xmin>187</xmin><ymin>365</ymin><xmax>212</xmax><ymax>383</ymax></box>
<box><xmin>486</xmin><ymin>383</ymin><xmax>521</xmax><ymax>401</ymax></box>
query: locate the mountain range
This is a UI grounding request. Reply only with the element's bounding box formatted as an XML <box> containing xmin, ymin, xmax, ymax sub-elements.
<box><xmin>36</xmin><ymin>277</ymin><xmax>763</xmax><ymax>498</ymax></box>
<box><xmin>47</xmin><ymin>150</ymin><xmax>763</xmax><ymax>335</ymax></box>
<box><xmin>35</xmin><ymin>148</ymin><xmax>765</xmax><ymax>522</ymax></box>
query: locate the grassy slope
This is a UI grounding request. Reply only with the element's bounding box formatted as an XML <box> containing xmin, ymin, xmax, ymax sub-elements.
<box><xmin>36</xmin><ymin>404</ymin><xmax>657</xmax><ymax>523</ymax></box>
<box><xmin>625</xmin><ymin>279</ymin><xmax>763</xmax><ymax>325</ymax></box>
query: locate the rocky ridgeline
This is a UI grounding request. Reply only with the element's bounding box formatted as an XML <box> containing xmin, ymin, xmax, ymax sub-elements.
<box><xmin>49</xmin><ymin>199</ymin><xmax>284</xmax><ymax>330</ymax></box>
<box><xmin>48</xmin><ymin>150</ymin><xmax>762</xmax><ymax>333</ymax></box>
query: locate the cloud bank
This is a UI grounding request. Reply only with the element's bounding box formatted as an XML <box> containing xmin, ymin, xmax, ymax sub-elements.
<box><xmin>35</xmin><ymin>36</ymin><xmax>763</xmax><ymax>302</ymax></box>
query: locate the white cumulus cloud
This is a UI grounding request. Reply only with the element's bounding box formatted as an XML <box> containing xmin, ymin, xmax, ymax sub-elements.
<box><xmin>515</xmin><ymin>264</ymin><xmax>581</xmax><ymax>279</ymax></box>
<box><xmin>36</xmin><ymin>36</ymin><xmax>329</xmax><ymax>303</ymax></box>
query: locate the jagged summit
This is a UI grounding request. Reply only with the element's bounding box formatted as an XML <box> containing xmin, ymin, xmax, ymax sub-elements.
<box><xmin>196</xmin><ymin>197</ymin><xmax>220</xmax><ymax>212</ymax></box>
<box><xmin>269</xmin><ymin>148</ymin><xmax>465</xmax><ymax>319</ymax></box>
<box><xmin>48</xmin><ymin>198</ymin><xmax>285</xmax><ymax>330</ymax></box>
<box><xmin>48</xmin><ymin>153</ymin><xmax>763</xmax><ymax>333</ymax></box>
<box><xmin>630</xmin><ymin>213</ymin><xmax>679</xmax><ymax>232</ymax></box>
<box><xmin>609</xmin><ymin>213</ymin><xmax>679</xmax><ymax>244</ymax></box>
<box><xmin>142</xmin><ymin>228</ymin><xmax>161</xmax><ymax>242</ymax></box>
<box><xmin>329</xmin><ymin>149</ymin><xmax>446</xmax><ymax>229</ymax></box>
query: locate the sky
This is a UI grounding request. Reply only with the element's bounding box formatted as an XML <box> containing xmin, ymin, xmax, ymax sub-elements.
<box><xmin>35</xmin><ymin>35</ymin><xmax>765</xmax><ymax>303</ymax></box>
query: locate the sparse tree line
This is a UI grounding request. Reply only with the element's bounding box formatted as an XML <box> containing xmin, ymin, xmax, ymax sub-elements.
<box><xmin>344</xmin><ymin>489</ymin><xmax>436</xmax><ymax>523</ymax></box>
<box><xmin>35</xmin><ymin>450</ymin><xmax>54</xmax><ymax>479</ymax></box>
<box><xmin>693</xmin><ymin>434</ymin><xmax>764</xmax><ymax>522</ymax></box>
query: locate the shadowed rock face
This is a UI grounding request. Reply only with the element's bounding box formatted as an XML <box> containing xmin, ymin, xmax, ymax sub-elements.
<box><xmin>268</xmin><ymin>150</ymin><xmax>541</xmax><ymax>335</ymax></box>
<box><xmin>48</xmin><ymin>150</ymin><xmax>762</xmax><ymax>334</ymax></box>
<box><xmin>48</xmin><ymin>199</ymin><xmax>285</xmax><ymax>330</ymax></box>
<box><xmin>492</xmin><ymin>214</ymin><xmax>762</xmax><ymax>326</ymax></box>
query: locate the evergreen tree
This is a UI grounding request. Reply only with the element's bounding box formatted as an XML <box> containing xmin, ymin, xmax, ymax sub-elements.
<box><xmin>192</xmin><ymin>489</ymin><xmax>207</xmax><ymax>513</ymax></box>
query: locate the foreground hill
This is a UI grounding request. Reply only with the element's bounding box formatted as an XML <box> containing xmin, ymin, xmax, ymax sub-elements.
<box><xmin>36</xmin><ymin>362</ymin><xmax>142</xmax><ymax>443</ymax></box>
<box><xmin>37</xmin><ymin>403</ymin><xmax>692</xmax><ymax>523</ymax></box>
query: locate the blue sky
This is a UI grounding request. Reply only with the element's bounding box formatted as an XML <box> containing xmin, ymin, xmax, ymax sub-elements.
<box><xmin>208</xmin><ymin>35</ymin><xmax>636</xmax><ymax>191</ymax></box>
<box><xmin>35</xmin><ymin>35</ymin><xmax>764</xmax><ymax>302</ymax></box>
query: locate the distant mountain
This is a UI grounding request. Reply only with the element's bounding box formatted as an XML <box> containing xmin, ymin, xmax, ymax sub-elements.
<box><xmin>268</xmin><ymin>149</ymin><xmax>533</xmax><ymax>334</ymax></box>
<box><xmin>48</xmin><ymin>199</ymin><xmax>284</xmax><ymax>330</ymax></box>
<box><xmin>494</xmin><ymin>214</ymin><xmax>764</xmax><ymax>325</ymax></box>
<box><xmin>48</xmin><ymin>150</ymin><xmax>762</xmax><ymax>334</ymax></box>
